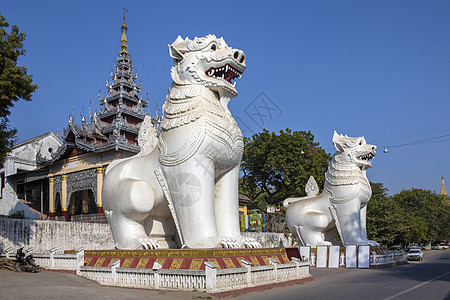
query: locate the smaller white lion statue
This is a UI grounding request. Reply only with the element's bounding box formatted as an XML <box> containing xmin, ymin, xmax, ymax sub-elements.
<box><xmin>284</xmin><ymin>132</ymin><xmax>379</xmax><ymax>248</ymax></box>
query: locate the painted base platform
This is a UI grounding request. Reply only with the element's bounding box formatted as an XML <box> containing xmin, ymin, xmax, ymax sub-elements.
<box><xmin>75</xmin><ymin>248</ymin><xmax>291</xmax><ymax>270</ymax></box>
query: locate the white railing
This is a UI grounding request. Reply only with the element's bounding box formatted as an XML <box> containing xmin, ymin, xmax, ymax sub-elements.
<box><xmin>77</xmin><ymin>252</ymin><xmax>310</xmax><ymax>293</ymax></box>
<box><xmin>31</xmin><ymin>247</ymin><xmax>79</xmax><ymax>270</ymax></box>
<box><xmin>1</xmin><ymin>247</ymin><xmax>310</xmax><ymax>293</ymax></box>
<box><xmin>370</xmin><ymin>250</ymin><xmax>406</xmax><ymax>266</ymax></box>
<box><xmin>301</xmin><ymin>246</ymin><xmax>406</xmax><ymax>268</ymax></box>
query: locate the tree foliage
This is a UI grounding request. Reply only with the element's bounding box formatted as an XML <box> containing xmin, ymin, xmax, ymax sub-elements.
<box><xmin>392</xmin><ymin>188</ymin><xmax>450</xmax><ymax>243</ymax></box>
<box><xmin>367</xmin><ymin>183</ymin><xmax>450</xmax><ymax>246</ymax></box>
<box><xmin>0</xmin><ymin>14</ymin><xmax>38</xmax><ymax>165</ymax></box>
<box><xmin>366</xmin><ymin>183</ymin><xmax>408</xmax><ymax>245</ymax></box>
<box><xmin>240</xmin><ymin>129</ymin><xmax>330</xmax><ymax>206</ymax></box>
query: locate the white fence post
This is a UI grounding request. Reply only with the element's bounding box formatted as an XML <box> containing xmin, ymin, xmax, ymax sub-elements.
<box><xmin>269</xmin><ymin>257</ymin><xmax>278</xmax><ymax>282</ymax></box>
<box><xmin>291</xmin><ymin>257</ymin><xmax>301</xmax><ymax>277</ymax></box>
<box><xmin>111</xmin><ymin>260</ymin><xmax>120</xmax><ymax>284</ymax></box>
<box><xmin>49</xmin><ymin>247</ymin><xmax>58</xmax><ymax>269</ymax></box>
<box><xmin>205</xmin><ymin>261</ymin><xmax>218</xmax><ymax>292</ymax></box>
<box><xmin>152</xmin><ymin>261</ymin><xmax>163</xmax><ymax>288</ymax></box>
<box><xmin>241</xmin><ymin>259</ymin><xmax>253</xmax><ymax>286</ymax></box>
<box><xmin>311</xmin><ymin>252</ymin><xmax>316</xmax><ymax>266</ymax></box>
<box><xmin>340</xmin><ymin>252</ymin><xmax>345</xmax><ymax>267</ymax></box>
<box><xmin>5</xmin><ymin>247</ymin><xmax>13</xmax><ymax>259</ymax></box>
<box><xmin>76</xmin><ymin>248</ymin><xmax>84</xmax><ymax>275</ymax></box>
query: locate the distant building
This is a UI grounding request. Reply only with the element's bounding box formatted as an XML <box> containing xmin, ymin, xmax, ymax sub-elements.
<box><xmin>0</xmin><ymin>19</ymin><xmax>159</xmax><ymax>220</ymax></box>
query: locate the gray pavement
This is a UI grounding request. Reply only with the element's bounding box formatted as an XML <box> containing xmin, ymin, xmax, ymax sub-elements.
<box><xmin>0</xmin><ymin>269</ymin><xmax>212</xmax><ymax>300</ymax></box>
<box><xmin>1</xmin><ymin>250</ymin><xmax>449</xmax><ymax>299</ymax></box>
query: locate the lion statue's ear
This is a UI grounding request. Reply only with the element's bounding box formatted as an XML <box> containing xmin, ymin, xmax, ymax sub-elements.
<box><xmin>333</xmin><ymin>131</ymin><xmax>345</xmax><ymax>153</ymax></box>
<box><xmin>168</xmin><ymin>36</ymin><xmax>185</xmax><ymax>60</ymax></box>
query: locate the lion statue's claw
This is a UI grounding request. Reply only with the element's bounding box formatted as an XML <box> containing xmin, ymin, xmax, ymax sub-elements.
<box><xmin>368</xmin><ymin>240</ymin><xmax>380</xmax><ymax>246</ymax></box>
<box><xmin>242</xmin><ymin>237</ymin><xmax>262</xmax><ymax>248</ymax></box>
<box><xmin>138</xmin><ymin>237</ymin><xmax>160</xmax><ymax>250</ymax></box>
<box><xmin>219</xmin><ymin>238</ymin><xmax>240</xmax><ymax>248</ymax></box>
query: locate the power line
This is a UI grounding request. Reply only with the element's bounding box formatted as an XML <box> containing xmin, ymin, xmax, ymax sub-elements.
<box><xmin>387</xmin><ymin>133</ymin><xmax>450</xmax><ymax>149</ymax></box>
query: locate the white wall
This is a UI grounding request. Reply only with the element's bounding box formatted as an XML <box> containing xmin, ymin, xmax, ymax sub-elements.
<box><xmin>0</xmin><ymin>217</ymin><xmax>291</xmax><ymax>253</ymax></box>
<box><xmin>0</xmin><ymin>217</ymin><xmax>114</xmax><ymax>253</ymax></box>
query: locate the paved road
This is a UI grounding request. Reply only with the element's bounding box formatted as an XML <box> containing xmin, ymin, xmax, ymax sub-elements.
<box><xmin>235</xmin><ymin>249</ymin><xmax>450</xmax><ymax>300</ymax></box>
<box><xmin>0</xmin><ymin>250</ymin><xmax>449</xmax><ymax>299</ymax></box>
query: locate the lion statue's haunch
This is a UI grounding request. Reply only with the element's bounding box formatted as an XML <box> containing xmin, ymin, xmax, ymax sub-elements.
<box><xmin>284</xmin><ymin>132</ymin><xmax>379</xmax><ymax>248</ymax></box>
<box><xmin>102</xmin><ymin>35</ymin><xmax>260</xmax><ymax>250</ymax></box>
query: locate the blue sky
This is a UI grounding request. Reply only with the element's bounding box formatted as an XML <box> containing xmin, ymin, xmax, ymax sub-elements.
<box><xmin>3</xmin><ymin>1</ymin><xmax>450</xmax><ymax>195</ymax></box>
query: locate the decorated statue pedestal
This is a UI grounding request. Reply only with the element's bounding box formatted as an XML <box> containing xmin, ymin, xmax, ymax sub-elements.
<box><xmin>82</xmin><ymin>248</ymin><xmax>291</xmax><ymax>270</ymax></box>
<box><xmin>71</xmin><ymin>248</ymin><xmax>311</xmax><ymax>294</ymax></box>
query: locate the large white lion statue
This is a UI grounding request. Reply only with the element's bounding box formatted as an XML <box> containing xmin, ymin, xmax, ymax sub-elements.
<box><xmin>102</xmin><ymin>35</ymin><xmax>260</xmax><ymax>250</ymax></box>
<box><xmin>284</xmin><ymin>132</ymin><xmax>379</xmax><ymax>248</ymax></box>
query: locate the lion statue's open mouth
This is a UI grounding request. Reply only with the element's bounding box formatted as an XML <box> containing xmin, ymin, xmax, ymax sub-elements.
<box><xmin>205</xmin><ymin>63</ymin><xmax>243</xmax><ymax>86</ymax></box>
<box><xmin>358</xmin><ymin>152</ymin><xmax>375</xmax><ymax>161</ymax></box>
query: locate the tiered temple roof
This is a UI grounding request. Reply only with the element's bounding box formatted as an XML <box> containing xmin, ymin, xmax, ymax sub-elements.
<box><xmin>52</xmin><ymin>18</ymin><xmax>157</xmax><ymax>162</ymax></box>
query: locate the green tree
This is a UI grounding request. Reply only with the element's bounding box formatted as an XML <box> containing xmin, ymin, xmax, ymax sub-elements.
<box><xmin>0</xmin><ymin>14</ymin><xmax>38</xmax><ymax>165</ymax></box>
<box><xmin>240</xmin><ymin>129</ymin><xmax>330</xmax><ymax>206</ymax></box>
<box><xmin>392</xmin><ymin>188</ymin><xmax>450</xmax><ymax>243</ymax></box>
<box><xmin>366</xmin><ymin>182</ymin><xmax>408</xmax><ymax>246</ymax></box>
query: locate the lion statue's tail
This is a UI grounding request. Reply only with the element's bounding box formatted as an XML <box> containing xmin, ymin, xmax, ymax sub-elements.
<box><xmin>283</xmin><ymin>176</ymin><xmax>320</xmax><ymax>207</ymax></box>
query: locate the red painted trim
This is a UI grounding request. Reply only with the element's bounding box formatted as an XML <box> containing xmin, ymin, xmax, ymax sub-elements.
<box><xmin>62</xmin><ymin>210</ymin><xmax>69</xmax><ymax>221</ymax></box>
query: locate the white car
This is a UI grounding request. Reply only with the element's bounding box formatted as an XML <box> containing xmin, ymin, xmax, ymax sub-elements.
<box><xmin>431</xmin><ymin>243</ymin><xmax>447</xmax><ymax>250</ymax></box>
<box><xmin>407</xmin><ymin>248</ymin><xmax>423</xmax><ymax>261</ymax></box>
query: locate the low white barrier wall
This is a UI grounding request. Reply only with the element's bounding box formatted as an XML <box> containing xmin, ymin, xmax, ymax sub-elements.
<box><xmin>33</xmin><ymin>251</ymin><xmax>78</xmax><ymax>270</ymax></box>
<box><xmin>370</xmin><ymin>251</ymin><xmax>406</xmax><ymax>266</ymax></box>
<box><xmin>1</xmin><ymin>247</ymin><xmax>311</xmax><ymax>293</ymax></box>
<box><xmin>302</xmin><ymin>246</ymin><xmax>406</xmax><ymax>268</ymax></box>
<box><xmin>77</xmin><ymin>251</ymin><xmax>310</xmax><ymax>293</ymax></box>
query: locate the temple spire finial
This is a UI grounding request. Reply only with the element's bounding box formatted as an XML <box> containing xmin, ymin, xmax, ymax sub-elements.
<box><xmin>120</xmin><ymin>8</ymin><xmax>129</xmax><ymax>54</ymax></box>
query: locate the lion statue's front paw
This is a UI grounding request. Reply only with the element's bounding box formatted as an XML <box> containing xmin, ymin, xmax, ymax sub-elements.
<box><xmin>138</xmin><ymin>237</ymin><xmax>160</xmax><ymax>250</ymax></box>
<box><xmin>219</xmin><ymin>238</ymin><xmax>240</xmax><ymax>248</ymax></box>
<box><xmin>241</xmin><ymin>237</ymin><xmax>262</xmax><ymax>248</ymax></box>
<box><xmin>367</xmin><ymin>240</ymin><xmax>380</xmax><ymax>246</ymax></box>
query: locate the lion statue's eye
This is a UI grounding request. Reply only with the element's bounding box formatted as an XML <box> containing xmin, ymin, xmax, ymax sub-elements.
<box><xmin>211</xmin><ymin>44</ymin><xmax>217</xmax><ymax>51</ymax></box>
<box><xmin>359</xmin><ymin>141</ymin><xmax>362</xmax><ymax>145</ymax></box>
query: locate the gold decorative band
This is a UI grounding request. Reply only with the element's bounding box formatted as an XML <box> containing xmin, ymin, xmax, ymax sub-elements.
<box><xmin>84</xmin><ymin>248</ymin><xmax>284</xmax><ymax>258</ymax></box>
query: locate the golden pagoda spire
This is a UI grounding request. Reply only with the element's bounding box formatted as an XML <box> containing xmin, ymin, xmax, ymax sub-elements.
<box><xmin>120</xmin><ymin>8</ymin><xmax>129</xmax><ymax>54</ymax></box>
<box><xmin>440</xmin><ymin>175</ymin><xmax>447</xmax><ymax>196</ymax></box>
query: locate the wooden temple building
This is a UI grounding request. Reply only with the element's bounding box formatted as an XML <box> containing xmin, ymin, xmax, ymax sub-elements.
<box><xmin>0</xmin><ymin>19</ymin><xmax>159</xmax><ymax>220</ymax></box>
